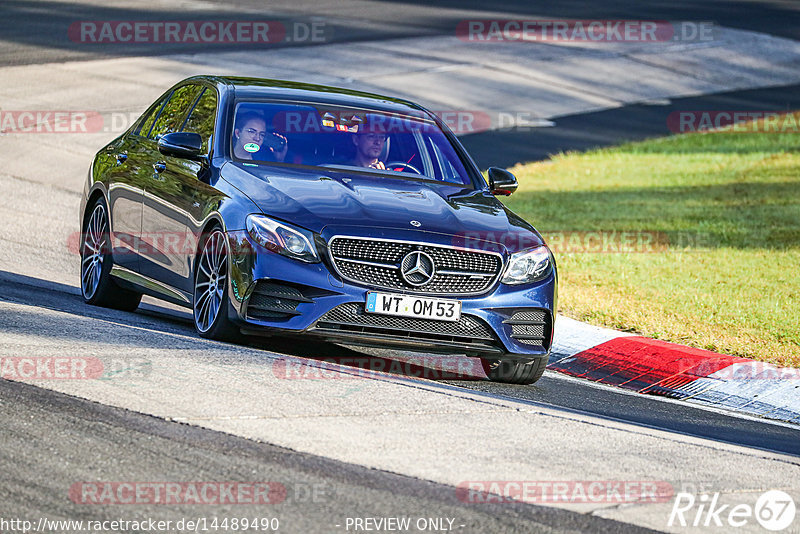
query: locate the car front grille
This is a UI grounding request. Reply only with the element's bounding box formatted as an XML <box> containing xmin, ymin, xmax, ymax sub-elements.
<box><xmin>314</xmin><ymin>302</ymin><xmax>497</xmax><ymax>346</ymax></box>
<box><xmin>504</xmin><ymin>309</ymin><xmax>552</xmax><ymax>349</ymax></box>
<box><xmin>328</xmin><ymin>237</ymin><xmax>502</xmax><ymax>295</ymax></box>
<box><xmin>246</xmin><ymin>281</ymin><xmax>313</xmax><ymax>321</ymax></box>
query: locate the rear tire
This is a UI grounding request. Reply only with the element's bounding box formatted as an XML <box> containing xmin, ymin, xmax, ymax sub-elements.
<box><xmin>80</xmin><ymin>199</ymin><xmax>142</xmax><ymax>312</ymax></box>
<box><xmin>482</xmin><ymin>357</ymin><xmax>547</xmax><ymax>385</ymax></box>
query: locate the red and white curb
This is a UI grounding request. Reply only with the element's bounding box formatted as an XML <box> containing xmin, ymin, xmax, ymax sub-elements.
<box><xmin>549</xmin><ymin>316</ymin><xmax>800</xmax><ymax>424</ymax></box>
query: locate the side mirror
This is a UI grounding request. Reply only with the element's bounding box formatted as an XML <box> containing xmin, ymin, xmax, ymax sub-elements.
<box><xmin>158</xmin><ymin>132</ymin><xmax>204</xmax><ymax>161</ymax></box>
<box><xmin>487</xmin><ymin>167</ymin><xmax>518</xmax><ymax>196</ymax></box>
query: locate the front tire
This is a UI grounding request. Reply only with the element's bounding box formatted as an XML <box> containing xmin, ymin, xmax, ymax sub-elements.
<box><xmin>80</xmin><ymin>199</ymin><xmax>142</xmax><ymax>311</ymax></box>
<box><xmin>482</xmin><ymin>357</ymin><xmax>547</xmax><ymax>385</ymax></box>
<box><xmin>193</xmin><ymin>229</ymin><xmax>238</xmax><ymax>341</ymax></box>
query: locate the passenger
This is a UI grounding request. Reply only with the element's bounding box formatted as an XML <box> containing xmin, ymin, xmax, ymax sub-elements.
<box><xmin>351</xmin><ymin>132</ymin><xmax>387</xmax><ymax>170</ymax></box>
<box><xmin>233</xmin><ymin>112</ymin><xmax>288</xmax><ymax>162</ymax></box>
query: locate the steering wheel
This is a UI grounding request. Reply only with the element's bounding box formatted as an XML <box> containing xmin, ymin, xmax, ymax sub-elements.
<box><xmin>385</xmin><ymin>161</ymin><xmax>423</xmax><ymax>174</ymax></box>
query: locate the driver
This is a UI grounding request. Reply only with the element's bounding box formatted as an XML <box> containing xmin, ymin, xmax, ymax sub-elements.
<box><xmin>351</xmin><ymin>132</ymin><xmax>387</xmax><ymax>169</ymax></box>
<box><xmin>233</xmin><ymin>112</ymin><xmax>288</xmax><ymax>162</ymax></box>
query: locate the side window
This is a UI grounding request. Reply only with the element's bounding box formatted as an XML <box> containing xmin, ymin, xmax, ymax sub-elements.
<box><xmin>182</xmin><ymin>88</ymin><xmax>217</xmax><ymax>154</ymax></box>
<box><xmin>427</xmin><ymin>135</ymin><xmax>465</xmax><ymax>183</ymax></box>
<box><xmin>135</xmin><ymin>93</ymin><xmax>170</xmax><ymax>137</ymax></box>
<box><xmin>430</xmin><ymin>142</ymin><xmax>455</xmax><ymax>181</ymax></box>
<box><xmin>148</xmin><ymin>85</ymin><xmax>200</xmax><ymax>140</ymax></box>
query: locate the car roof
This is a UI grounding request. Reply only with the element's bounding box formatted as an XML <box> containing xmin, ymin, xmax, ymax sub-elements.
<box><xmin>188</xmin><ymin>75</ymin><xmax>427</xmax><ymax>115</ymax></box>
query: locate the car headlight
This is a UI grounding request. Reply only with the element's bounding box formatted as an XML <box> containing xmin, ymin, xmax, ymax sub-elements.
<box><xmin>501</xmin><ymin>246</ymin><xmax>552</xmax><ymax>285</ymax></box>
<box><xmin>246</xmin><ymin>214</ymin><xmax>320</xmax><ymax>263</ymax></box>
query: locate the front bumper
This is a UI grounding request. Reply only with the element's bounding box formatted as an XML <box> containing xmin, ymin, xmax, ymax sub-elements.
<box><xmin>226</xmin><ymin>229</ymin><xmax>557</xmax><ymax>359</ymax></box>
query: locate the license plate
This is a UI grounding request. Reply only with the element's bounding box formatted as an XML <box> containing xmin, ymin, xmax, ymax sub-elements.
<box><xmin>365</xmin><ymin>292</ymin><xmax>462</xmax><ymax>322</ymax></box>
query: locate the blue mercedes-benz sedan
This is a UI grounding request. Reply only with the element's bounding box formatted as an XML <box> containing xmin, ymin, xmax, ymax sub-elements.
<box><xmin>80</xmin><ymin>76</ymin><xmax>557</xmax><ymax>384</ymax></box>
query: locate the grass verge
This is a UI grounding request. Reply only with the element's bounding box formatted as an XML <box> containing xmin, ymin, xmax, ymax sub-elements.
<box><xmin>505</xmin><ymin>115</ymin><xmax>800</xmax><ymax>367</ymax></box>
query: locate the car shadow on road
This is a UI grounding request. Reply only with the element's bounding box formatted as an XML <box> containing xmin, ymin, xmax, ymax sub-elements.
<box><xmin>249</xmin><ymin>335</ymin><xmax>488</xmax><ymax>382</ymax></box>
<box><xmin>0</xmin><ymin>269</ymin><xmax>487</xmax><ymax>382</ymax></box>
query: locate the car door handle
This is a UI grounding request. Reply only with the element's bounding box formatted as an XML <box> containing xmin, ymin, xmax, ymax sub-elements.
<box><xmin>153</xmin><ymin>161</ymin><xmax>166</xmax><ymax>173</ymax></box>
<box><xmin>114</xmin><ymin>153</ymin><xmax>127</xmax><ymax>164</ymax></box>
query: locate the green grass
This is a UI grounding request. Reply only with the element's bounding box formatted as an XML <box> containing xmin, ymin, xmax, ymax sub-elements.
<box><xmin>504</xmin><ymin>116</ymin><xmax>800</xmax><ymax>367</ymax></box>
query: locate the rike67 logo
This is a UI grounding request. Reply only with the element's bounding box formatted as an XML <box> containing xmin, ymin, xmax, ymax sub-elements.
<box><xmin>669</xmin><ymin>490</ymin><xmax>796</xmax><ymax>531</ymax></box>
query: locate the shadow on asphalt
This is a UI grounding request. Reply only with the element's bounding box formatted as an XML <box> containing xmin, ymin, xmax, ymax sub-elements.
<box><xmin>370</xmin><ymin>0</ymin><xmax>800</xmax><ymax>41</ymax></box>
<box><xmin>461</xmin><ymin>83</ymin><xmax>800</xmax><ymax>168</ymax></box>
<box><xmin>5</xmin><ymin>0</ymin><xmax>799</xmax><ymax>66</ymax></box>
<box><xmin>0</xmin><ymin>269</ymin><xmax>486</xmax><ymax>382</ymax></box>
<box><xmin>0</xmin><ymin>0</ymin><xmax>438</xmax><ymax>66</ymax></box>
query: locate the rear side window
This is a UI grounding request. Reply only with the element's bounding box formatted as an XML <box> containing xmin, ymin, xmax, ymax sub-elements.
<box><xmin>148</xmin><ymin>85</ymin><xmax>200</xmax><ymax>140</ymax></box>
<box><xmin>136</xmin><ymin>93</ymin><xmax>169</xmax><ymax>137</ymax></box>
<box><xmin>182</xmin><ymin>88</ymin><xmax>217</xmax><ymax>154</ymax></box>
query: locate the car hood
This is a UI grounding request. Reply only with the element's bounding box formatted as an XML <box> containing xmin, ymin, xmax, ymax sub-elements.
<box><xmin>222</xmin><ymin>163</ymin><xmax>544</xmax><ymax>253</ymax></box>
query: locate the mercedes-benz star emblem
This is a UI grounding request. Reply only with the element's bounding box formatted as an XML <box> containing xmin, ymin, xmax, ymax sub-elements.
<box><xmin>400</xmin><ymin>251</ymin><xmax>435</xmax><ymax>286</ymax></box>
<box><xmin>410</xmin><ymin>220</ymin><xmax>421</xmax><ymax>227</ymax></box>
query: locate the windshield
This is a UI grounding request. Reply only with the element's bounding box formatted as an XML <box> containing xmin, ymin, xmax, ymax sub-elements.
<box><xmin>230</xmin><ymin>101</ymin><xmax>476</xmax><ymax>186</ymax></box>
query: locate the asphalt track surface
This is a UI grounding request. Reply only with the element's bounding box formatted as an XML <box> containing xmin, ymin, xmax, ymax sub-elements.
<box><xmin>0</xmin><ymin>375</ymin><xmax>648</xmax><ymax>534</ymax></box>
<box><xmin>1</xmin><ymin>271</ymin><xmax>798</xmax><ymax>531</ymax></box>
<box><xmin>0</xmin><ymin>273</ymin><xmax>660</xmax><ymax>533</ymax></box>
<box><xmin>2</xmin><ymin>1</ymin><xmax>800</xmax><ymax>531</ymax></box>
